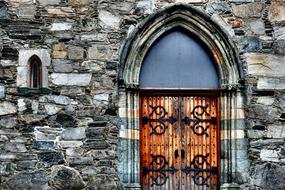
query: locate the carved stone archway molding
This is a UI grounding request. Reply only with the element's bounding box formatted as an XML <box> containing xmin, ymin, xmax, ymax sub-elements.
<box><xmin>118</xmin><ymin>4</ymin><xmax>247</xmax><ymax>189</ymax></box>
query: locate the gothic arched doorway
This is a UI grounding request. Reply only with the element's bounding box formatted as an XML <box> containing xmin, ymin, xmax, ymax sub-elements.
<box><xmin>118</xmin><ymin>4</ymin><xmax>246</xmax><ymax>190</ymax></box>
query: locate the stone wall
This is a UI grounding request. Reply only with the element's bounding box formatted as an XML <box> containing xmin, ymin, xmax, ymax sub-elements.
<box><xmin>0</xmin><ymin>0</ymin><xmax>284</xmax><ymax>189</ymax></box>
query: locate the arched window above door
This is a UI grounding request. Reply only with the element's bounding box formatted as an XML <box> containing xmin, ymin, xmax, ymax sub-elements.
<box><xmin>139</xmin><ymin>29</ymin><xmax>219</xmax><ymax>89</ymax></box>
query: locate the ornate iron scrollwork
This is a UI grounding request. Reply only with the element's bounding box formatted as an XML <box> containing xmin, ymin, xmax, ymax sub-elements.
<box><xmin>142</xmin><ymin>105</ymin><xmax>177</xmax><ymax>135</ymax></box>
<box><xmin>182</xmin><ymin>154</ymin><xmax>218</xmax><ymax>187</ymax></box>
<box><xmin>181</xmin><ymin>105</ymin><xmax>216</xmax><ymax>136</ymax></box>
<box><xmin>143</xmin><ymin>154</ymin><xmax>178</xmax><ymax>187</ymax></box>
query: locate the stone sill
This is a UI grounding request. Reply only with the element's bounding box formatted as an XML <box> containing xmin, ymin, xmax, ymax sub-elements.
<box><xmin>123</xmin><ymin>183</ymin><xmax>141</xmax><ymax>189</ymax></box>
<box><xmin>17</xmin><ymin>87</ymin><xmax>50</xmax><ymax>95</ymax></box>
<box><xmin>221</xmin><ymin>183</ymin><xmax>240</xmax><ymax>190</ymax></box>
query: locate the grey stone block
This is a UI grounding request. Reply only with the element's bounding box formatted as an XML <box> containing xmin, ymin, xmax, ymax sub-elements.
<box><xmin>6</xmin><ymin>170</ymin><xmax>49</xmax><ymax>190</ymax></box>
<box><xmin>68</xmin><ymin>46</ymin><xmax>84</xmax><ymax>60</ymax></box>
<box><xmin>32</xmin><ymin>141</ymin><xmax>55</xmax><ymax>150</ymax></box>
<box><xmin>0</xmin><ymin>85</ymin><xmax>5</xmax><ymax>99</ymax></box>
<box><xmin>38</xmin><ymin>152</ymin><xmax>65</xmax><ymax>166</ymax></box>
<box><xmin>61</xmin><ymin>127</ymin><xmax>86</xmax><ymax>140</ymax></box>
<box><xmin>38</xmin><ymin>0</ymin><xmax>60</xmax><ymax>6</ymax></box>
<box><xmin>50</xmin><ymin>165</ymin><xmax>85</xmax><ymax>189</ymax></box>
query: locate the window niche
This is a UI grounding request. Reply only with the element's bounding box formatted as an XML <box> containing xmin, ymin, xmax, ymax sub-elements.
<box><xmin>17</xmin><ymin>49</ymin><xmax>50</xmax><ymax>94</ymax></box>
<box><xmin>29</xmin><ymin>55</ymin><xmax>42</xmax><ymax>89</ymax></box>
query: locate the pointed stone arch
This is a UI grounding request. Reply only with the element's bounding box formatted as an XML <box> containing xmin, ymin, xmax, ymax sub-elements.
<box><xmin>119</xmin><ymin>4</ymin><xmax>243</xmax><ymax>89</ymax></box>
<box><xmin>28</xmin><ymin>55</ymin><xmax>42</xmax><ymax>89</ymax></box>
<box><xmin>118</xmin><ymin>4</ymin><xmax>247</xmax><ymax>189</ymax></box>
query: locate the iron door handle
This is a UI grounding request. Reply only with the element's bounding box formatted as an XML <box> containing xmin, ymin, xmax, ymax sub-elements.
<box><xmin>174</xmin><ymin>149</ymin><xmax>185</xmax><ymax>159</ymax></box>
<box><xmin>181</xmin><ymin>149</ymin><xmax>185</xmax><ymax>159</ymax></box>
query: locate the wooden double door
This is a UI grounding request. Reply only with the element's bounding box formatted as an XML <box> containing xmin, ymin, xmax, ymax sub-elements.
<box><xmin>140</xmin><ymin>95</ymin><xmax>220</xmax><ymax>190</ymax></box>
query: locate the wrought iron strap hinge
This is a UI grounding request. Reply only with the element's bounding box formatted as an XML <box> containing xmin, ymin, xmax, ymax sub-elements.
<box><xmin>143</xmin><ymin>155</ymin><xmax>178</xmax><ymax>187</ymax></box>
<box><xmin>181</xmin><ymin>116</ymin><xmax>216</xmax><ymax>136</ymax></box>
<box><xmin>142</xmin><ymin>105</ymin><xmax>177</xmax><ymax>135</ymax></box>
<box><xmin>181</xmin><ymin>166</ymin><xmax>218</xmax><ymax>174</ymax></box>
<box><xmin>143</xmin><ymin>154</ymin><xmax>217</xmax><ymax>187</ymax></box>
<box><xmin>142</xmin><ymin>116</ymin><xmax>177</xmax><ymax>125</ymax></box>
<box><xmin>181</xmin><ymin>117</ymin><xmax>217</xmax><ymax>125</ymax></box>
<box><xmin>181</xmin><ymin>104</ymin><xmax>216</xmax><ymax>124</ymax></box>
<box><xmin>181</xmin><ymin>105</ymin><xmax>217</xmax><ymax>136</ymax></box>
<box><xmin>143</xmin><ymin>165</ymin><xmax>178</xmax><ymax>175</ymax></box>
<box><xmin>181</xmin><ymin>154</ymin><xmax>217</xmax><ymax>187</ymax></box>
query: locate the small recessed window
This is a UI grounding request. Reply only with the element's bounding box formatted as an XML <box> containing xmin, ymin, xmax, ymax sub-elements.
<box><xmin>29</xmin><ymin>55</ymin><xmax>42</xmax><ymax>89</ymax></box>
<box><xmin>17</xmin><ymin>49</ymin><xmax>50</xmax><ymax>94</ymax></box>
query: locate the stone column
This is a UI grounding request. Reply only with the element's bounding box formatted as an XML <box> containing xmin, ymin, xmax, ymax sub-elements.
<box><xmin>118</xmin><ymin>90</ymin><xmax>141</xmax><ymax>189</ymax></box>
<box><xmin>220</xmin><ymin>86</ymin><xmax>248</xmax><ymax>188</ymax></box>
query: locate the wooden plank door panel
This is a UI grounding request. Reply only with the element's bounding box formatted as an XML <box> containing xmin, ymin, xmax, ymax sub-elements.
<box><xmin>141</xmin><ymin>96</ymin><xmax>180</xmax><ymax>189</ymax></box>
<box><xmin>140</xmin><ymin>95</ymin><xmax>219</xmax><ymax>190</ymax></box>
<box><xmin>180</xmin><ymin>96</ymin><xmax>219</xmax><ymax>190</ymax></box>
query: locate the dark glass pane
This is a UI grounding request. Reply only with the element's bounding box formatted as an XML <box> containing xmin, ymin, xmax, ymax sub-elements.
<box><xmin>139</xmin><ymin>30</ymin><xmax>219</xmax><ymax>88</ymax></box>
<box><xmin>29</xmin><ymin>56</ymin><xmax>41</xmax><ymax>89</ymax></box>
<box><xmin>33</xmin><ymin>62</ymin><xmax>38</xmax><ymax>88</ymax></box>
